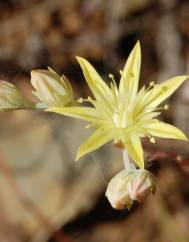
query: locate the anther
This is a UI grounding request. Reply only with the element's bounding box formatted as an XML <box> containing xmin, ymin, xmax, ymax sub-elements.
<box><xmin>86</xmin><ymin>124</ymin><xmax>93</xmax><ymax>129</ymax></box>
<box><xmin>77</xmin><ymin>98</ymin><xmax>83</xmax><ymax>103</ymax></box>
<box><xmin>150</xmin><ymin>104</ymin><xmax>169</xmax><ymax>112</ymax></box>
<box><xmin>149</xmin><ymin>81</ymin><xmax>155</xmax><ymax>87</ymax></box>
<box><xmin>150</xmin><ymin>137</ymin><xmax>156</xmax><ymax>143</ymax></box>
<box><xmin>119</xmin><ymin>70</ymin><xmax>123</xmax><ymax>76</ymax></box>
<box><xmin>164</xmin><ymin>104</ymin><xmax>169</xmax><ymax>110</ymax></box>
<box><xmin>109</xmin><ymin>73</ymin><xmax>117</xmax><ymax>87</ymax></box>
<box><xmin>146</xmin><ymin>81</ymin><xmax>156</xmax><ymax>92</ymax></box>
<box><xmin>77</xmin><ymin>97</ymin><xmax>93</xmax><ymax>103</ymax></box>
<box><xmin>109</xmin><ymin>73</ymin><xmax>115</xmax><ymax>81</ymax></box>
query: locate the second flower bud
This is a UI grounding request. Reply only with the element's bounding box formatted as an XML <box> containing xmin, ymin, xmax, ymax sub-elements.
<box><xmin>105</xmin><ymin>169</ymin><xmax>156</xmax><ymax>209</ymax></box>
<box><xmin>31</xmin><ymin>68</ymin><xmax>74</xmax><ymax>108</ymax></box>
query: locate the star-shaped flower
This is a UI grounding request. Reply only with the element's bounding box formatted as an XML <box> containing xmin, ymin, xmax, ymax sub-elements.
<box><xmin>48</xmin><ymin>41</ymin><xmax>188</xmax><ymax>168</ymax></box>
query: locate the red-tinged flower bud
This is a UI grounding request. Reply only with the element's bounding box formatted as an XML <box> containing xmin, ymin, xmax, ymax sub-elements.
<box><xmin>0</xmin><ymin>81</ymin><xmax>33</xmax><ymax>110</ymax></box>
<box><xmin>105</xmin><ymin>169</ymin><xmax>156</xmax><ymax>209</ymax></box>
<box><xmin>31</xmin><ymin>68</ymin><xmax>74</xmax><ymax>108</ymax></box>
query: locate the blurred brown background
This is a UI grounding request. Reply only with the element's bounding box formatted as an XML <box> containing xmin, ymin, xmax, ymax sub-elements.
<box><xmin>0</xmin><ymin>0</ymin><xmax>189</xmax><ymax>242</ymax></box>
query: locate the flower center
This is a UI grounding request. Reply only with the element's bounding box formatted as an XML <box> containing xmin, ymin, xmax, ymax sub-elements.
<box><xmin>113</xmin><ymin>107</ymin><xmax>133</xmax><ymax>129</ymax></box>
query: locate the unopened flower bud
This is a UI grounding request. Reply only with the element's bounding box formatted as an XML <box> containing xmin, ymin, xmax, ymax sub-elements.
<box><xmin>105</xmin><ymin>169</ymin><xmax>156</xmax><ymax>209</ymax></box>
<box><xmin>0</xmin><ymin>81</ymin><xmax>32</xmax><ymax>110</ymax></box>
<box><xmin>31</xmin><ymin>68</ymin><xmax>74</xmax><ymax>108</ymax></box>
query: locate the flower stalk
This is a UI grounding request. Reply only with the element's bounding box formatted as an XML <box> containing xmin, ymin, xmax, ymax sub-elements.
<box><xmin>122</xmin><ymin>149</ymin><xmax>136</xmax><ymax>171</ymax></box>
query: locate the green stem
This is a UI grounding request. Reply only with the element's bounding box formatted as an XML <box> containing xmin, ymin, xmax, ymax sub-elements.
<box><xmin>122</xmin><ymin>149</ymin><xmax>136</xmax><ymax>171</ymax></box>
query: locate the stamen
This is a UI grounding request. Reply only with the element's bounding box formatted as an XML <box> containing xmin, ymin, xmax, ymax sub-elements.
<box><xmin>150</xmin><ymin>137</ymin><xmax>156</xmax><ymax>143</ymax></box>
<box><xmin>87</xmin><ymin>96</ymin><xmax>93</xmax><ymax>102</ymax></box>
<box><xmin>136</xmin><ymin>85</ymin><xmax>166</xmax><ymax>117</ymax></box>
<box><xmin>113</xmin><ymin>111</ymin><xmax>120</xmax><ymax>128</ymax></box>
<box><xmin>109</xmin><ymin>73</ymin><xmax>117</xmax><ymax>87</ymax></box>
<box><xmin>146</xmin><ymin>104</ymin><xmax>169</xmax><ymax>113</ymax></box>
<box><xmin>146</xmin><ymin>81</ymin><xmax>156</xmax><ymax>92</ymax></box>
<box><xmin>109</xmin><ymin>73</ymin><xmax>114</xmax><ymax>79</ymax></box>
<box><xmin>164</xmin><ymin>104</ymin><xmax>169</xmax><ymax>110</ymax></box>
<box><xmin>77</xmin><ymin>97</ymin><xmax>93</xmax><ymax>104</ymax></box>
<box><xmin>86</xmin><ymin>124</ymin><xmax>93</xmax><ymax>129</ymax></box>
<box><xmin>77</xmin><ymin>98</ymin><xmax>83</xmax><ymax>103</ymax></box>
<box><xmin>119</xmin><ymin>70</ymin><xmax>123</xmax><ymax>76</ymax></box>
<box><xmin>150</xmin><ymin>81</ymin><xmax>155</xmax><ymax>87</ymax></box>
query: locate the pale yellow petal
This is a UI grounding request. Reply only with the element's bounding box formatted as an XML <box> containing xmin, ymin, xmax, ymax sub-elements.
<box><xmin>143</xmin><ymin>121</ymin><xmax>188</xmax><ymax>140</ymax></box>
<box><xmin>142</xmin><ymin>76</ymin><xmax>188</xmax><ymax>110</ymax></box>
<box><xmin>76</xmin><ymin>128</ymin><xmax>114</xmax><ymax>160</ymax></box>
<box><xmin>61</xmin><ymin>75</ymin><xmax>74</xmax><ymax>97</ymax></box>
<box><xmin>89</xmin><ymin>99</ymin><xmax>112</xmax><ymax>120</ymax></box>
<box><xmin>135</xmin><ymin>111</ymin><xmax>161</xmax><ymax>123</ymax></box>
<box><xmin>119</xmin><ymin>41</ymin><xmax>141</xmax><ymax>105</ymax></box>
<box><xmin>76</xmin><ymin>57</ymin><xmax>113</xmax><ymax>106</ymax></box>
<box><xmin>122</xmin><ymin>133</ymin><xmax>144</xmax><ymax>168</ymax></box>
<box><xmin>47</xmin><ymin>107</ymin><xmax>106</xmax><ymax>126</ymax></box>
